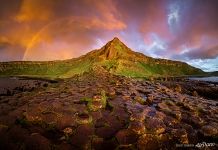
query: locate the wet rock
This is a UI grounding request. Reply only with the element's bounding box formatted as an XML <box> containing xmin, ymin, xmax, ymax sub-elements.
<box><xmin>181</xmin><ymin>114</ymin><xmax>204</xmax><ymax>128</ymax></box>
<box><xmin>23</xmin><ymin>111</ymin><xmax>42</xmax><ymax>123</ymax></box>
<box><xmin>157</xmin><ymin>102</ymin><xmax>170</xmax><ymax>111</ymax></box>
<box><xmin>8</xmin><ymin>125</ymin><xmax>29</xmax><ymax>142</ymax></box>
<box><xmin>200</xmin><ymin>125</ymin><xmax>218</xmax><ymax>136</ymax></box>
<box><xmin>71</xmin><ymin>124</ymin><xmax>94</xmax><ymax>149</ymax></box>
<box><xmin>105</xmin><ymin>114</ymin><xmax>124</xmax><ymax>131</ymax></box>
<box><xmin>41</xmin><ymin>113</ymin><xmax>58</xmax><ymax>124</ymax></box>
<box><xmin>130</xmin><ymin>112</ymin><xmax>145</xmax><ymax>122</ymax></box>
<box><xmin>147</xmin><ymin>94</ymin><xmax>154</xmax><ymax>103</ymax></box>
<box><xmin>95</xmin><ymin>118</ymin><xmax>108</xmax><ymax>128</ymax></box>
<box><xmin>90</xmin><ymin>111</ymin><xmax>102</xmax><ymax>121</ymax></box>
<box><xmin>175</xmin><ymin>84</ymin><xmax>182</xmax><ymax>93</ymax></box>
<box><xmin>1</xmin><ymin>68</ymin><xmax>218</xmax><ymax>149</ymax></box>
<box><xmin>168</xmin><ymin>110</ymin><xmax>182</xmax><ymax>121</ymax></box>
<box><xmin>145</xmin><ymin>118</ymin><xmax>166</xmax><ymax>134</ymax></box>
<box><xmin>163</xmin><ymin>116</ymin><xmax>178</xmax><ymax>127</ymax></box>
<box><xmin>76</xmin><ymin>113</ymin><xmax>92</xmax><ymax>124</ymax></box>
<box><xmin>91</xmin><ymin>136</ymin><xmax>104</xmax><ymax>150</ymax></box>
<box><xmin>158</xmin><ymin>133</ymin><xmax>171</xmax><ymax>145</ymax></box>
<box><xmin>137</xmin><ymin>134</ymin><xmax>160</xmax><ymax>150</ymax></box>
<box><xmin>56</xmin><ymin>143</ymin><xmax>72</xmax><ymax>150</ymax></box>
<box><xmin>56</xmin><ymin>114</ymin><xmax>76</xmax><ymax>130</ymax></box>
<box><xmin>95</xmin><ymin>126</ymin><xmax>117</xmax><ymax>139</ymax></box>
<box><xmin>115</xmin><ymin>129</ymin><xmax>138</xmax><ymax>145</ymax></box>
<box><xmin>192</xmin><ymin>91</ymin><xmax>198</xmax><ymax>97</ymax></box>
<box><xmin>108</xmin><ymin>88</ymin><xmax>116</xmax><ymax>96</ymax></box>
<box><xmin>116</xmin><ymin>144</ymin><xmax>136</xmax><ymax>150</ymax></box>
<box><xmin>101</xmin><ymin>139</ymin><xmax>118</xmax><ymax>150</ymax></box>
<box><xmin>24</xmin><ymin>133</ymin><xmax>51</xmax><ymax>150</ymax></box>
<box><xmin>154</xmin><ymin>111</ymin><xmax>166</xmax><ymax>120</ymax></box>
<box><xmin>171</xmin><ymin>129</ymin><xmax>189</xmax><ymax>144</ymax></box>
<box><xmin>122</xmin><ymin>95</ymin><xmax>131</xmax><ymax>101</ymax></box>
<box><xmin>128</xmin><ymin>121</ymin><xmax>145</xmax><ymax>135</ymax></box>
<box><xmin>134</xmin><ymin>96</ymin><xmax>143</xmax><ymax>105</ymax></box>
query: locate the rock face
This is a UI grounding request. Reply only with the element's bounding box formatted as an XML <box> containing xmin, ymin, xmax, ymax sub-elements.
<box><xmin>100</xmin><ymin>37</ymin><xmax>131</xmax><ymax>59</ymax></box>
<box><xmin>0</xmin><ymin>71</ymin><xmax>217</xmax><ymax>149</ymax></box>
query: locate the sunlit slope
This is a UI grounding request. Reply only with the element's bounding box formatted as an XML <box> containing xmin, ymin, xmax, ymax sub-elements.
<box><xmin>0</xmin><ymin>37</ymin><xmax>204</xmax><ymax>78</ymax></box>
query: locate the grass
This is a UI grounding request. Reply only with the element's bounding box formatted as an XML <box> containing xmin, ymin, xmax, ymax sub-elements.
<box><xmin>0</xmin><ymin>41</ymin><xmax>205</xmax><ymax>79</ymax></box>
<box><xmin>100</xmin><ymin>90</ymin><xmax>107</xmax><ymax>108</ymax></box>
<box><xmin>0</xmin><ymin>58</ymin><xmax>93</xmax><ymax>79</ymax></box>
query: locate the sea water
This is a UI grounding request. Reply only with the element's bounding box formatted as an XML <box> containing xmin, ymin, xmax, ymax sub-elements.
<box><xmin>189</xmin><ymin>76</ymin><xmax>218</xmax><ymax>82</ymax></box>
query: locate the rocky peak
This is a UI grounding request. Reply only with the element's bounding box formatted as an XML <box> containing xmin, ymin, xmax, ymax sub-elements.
<box><xmin>107</xmin><ymin>37</ymin><xmax>126</xmax><ymax>47</ymax></box>
<box><xmin>100</xmin><ymin>37</ymin><xmax>131</xmax><ymax>59</ymax></box>
<box><xmin>110</xmin><ymin>37</ymin><xmax>122</xmax><ymax>43</ymax></box>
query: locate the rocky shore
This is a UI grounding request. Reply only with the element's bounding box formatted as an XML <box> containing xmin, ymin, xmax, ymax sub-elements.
<box><xmin>0</xmin><ymin>71</ymin><xmax>217</xmax><ymax>149</ymax></box>
<box><xmin>161</xmin><ymin>78</ymin><xmax>218</xmax><ymax>100</ymax></box>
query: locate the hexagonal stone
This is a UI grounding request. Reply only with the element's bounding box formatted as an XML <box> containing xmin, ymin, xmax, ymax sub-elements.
<box><xmin>95</xmin><ymin>126</ymin><xmax>117</xmax><ymax>139</ymax></box>
<box><xmin>128</xmin><ymin>121</ymin><xmax>145</xmax><ymax>135</ymax></box>
<box><xmin>91</xmin><ymin>137</ymin><xmax>104</xmax><ymax>150</ymax></box>
<box><xmin>76</xmin><ymin>113</ymin><xmax>92</xmax><ymax>124</ymax></box>
<box><xmin>24</xmin><ymin>133</ymin><xmax>51</xmax><ymax>150</ymax></box>
<box><xmin>56</xmin><ymin>114</ymin><xmax>76</xmax><ymax>130</ymax></box>
<box><xmin>200</xmin><ymin>125</ymin><xmax>218</xmax><ymax>136</ymax></box>
<box><xmin>171</xmin><ymin>129</ymin><xmax>189</xmax><ymax>144</ymax></box>
<box><xmin>137</xmin><ymin>134</ymin><xmax>160</xmax><ymax>150</ymax></box>
<box><xmin>115</xmin><ymin>129</ymin><xmax>138</xmax><ymax>145</ymax></box>
<box><xmin>144</xmin><ymin>118</ymin><xmax>166</xmax><ymax>134</ymax></box>
<box><xmin>71</xmin><ymin>124</ymin><xmax>94</xmax><ymax>149</ymax></box>
<box><xmin>130</xmin><ymin>112</ymin><xmax>145</xmax><ymax>122</ymax></box>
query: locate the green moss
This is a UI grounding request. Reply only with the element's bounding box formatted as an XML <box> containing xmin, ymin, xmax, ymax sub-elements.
<box><xmin>100</xmin><ymin>90</ymin><xmax>107</xmax><ymax>108</ymax></box>
<box><xmin>87</xmin><ymin>90</ymin><xmax>107</xmax><ymax>111</ymax></box>
<box><xmin>80</xmin><ymin>97</ymin><xmax>92</xmax><ymax>102</ymax></box>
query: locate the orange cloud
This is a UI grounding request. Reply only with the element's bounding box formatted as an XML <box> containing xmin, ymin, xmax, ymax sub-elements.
<box><xmin>89</xmin><ymin>0</ymin><xmax>126</xmax><ymax>30</ymax></box>
<box><xmin>15</xmin><ymin>0</ymin><xmax>54</xmax><ymax>22</ymax></box>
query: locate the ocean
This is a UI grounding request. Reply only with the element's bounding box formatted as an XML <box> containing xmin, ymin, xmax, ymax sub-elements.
<box><xmin>189</xmin><ymin>76</ymin><xmax>218</xmax><ymax>83</ymax></box>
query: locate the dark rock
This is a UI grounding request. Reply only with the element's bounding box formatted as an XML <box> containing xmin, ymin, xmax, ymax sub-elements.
<box><xmin>128</xmin><ymin>121</ymin><xmax>145</xmax><ymax>135</ymax></box>
<box><xmin>200</xmin><ymin>125</ymin><xmax>218</xmax><ymax>136</ymax></box>
<box><xmin>137</xmin><ymin>134</ymin><xmax>160</xmax><ymax>150</ymax></box>
<box><xmin>144</xmin><ymin>118</ymin><xmax>166</xmax><ymax>134</ymax></box>
<box><xmin>95</xmin><ymin>126</ymin><xmax>117</xmax><ymax>139</ymax></box>
<box><xmin>24</xmin><ymin>133</ymin><xmax>51</xmax><ymax>150</ymax></box>
<box><xmin>70</xmin><ymin>124</ymin><xmax>94</xmax><ymax>149</ymax></box>
<box><xmin>171</xmin><ymin>129</ymin><xmax>188</xmax><ymax>144</ymax></box>
<box><xmin>115</xmin><ymin>129</ymin><xmax>138</xmax><ymax>145</ymax></box>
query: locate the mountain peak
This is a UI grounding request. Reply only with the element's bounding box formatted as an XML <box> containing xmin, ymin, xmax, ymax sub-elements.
<box><xmin>109</xmin><ymin>37</ymin><xmax>124</xmax><ymax>45</ymax></box>
<box><xmin>111</xmin><ymin>37</ymin><xmax>121</xmax><ymax>42</ymax></box>
<box><xmin>100</xmin><ymin>37</ymin><xmax>130</xmax><ymax>59</ymax></box>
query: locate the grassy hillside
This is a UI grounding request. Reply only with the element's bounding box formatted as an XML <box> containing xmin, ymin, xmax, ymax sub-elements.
<box><xmin>0</xmin><ymin>58</ymin><xmax>93</xmax><ymax>79</ymax></box>
<box><xmin>0</xmin><ymin>37</ymin><xmax>205</xmax><ymax>79</ymax></box>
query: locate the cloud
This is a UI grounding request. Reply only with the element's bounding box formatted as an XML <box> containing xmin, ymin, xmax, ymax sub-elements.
<box><xmin>179</xmin><ymin>45</ymin><xmax>218</xmax><ymax>60</ymax></box>
<box><xmin>15</xmin><ymin>0</ymin><xmax>55</xmax><ymax>22</ymax></box>
<box><xmin>0</xmin><ymin>0</ymin><xmax>218</xmax><ymax>71</ymax></box>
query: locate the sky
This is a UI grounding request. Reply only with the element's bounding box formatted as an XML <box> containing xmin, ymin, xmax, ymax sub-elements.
<box><xmin>0</xmin><ymin>0</ymin><xmax>218</xmax><ymax>72</ymax></box>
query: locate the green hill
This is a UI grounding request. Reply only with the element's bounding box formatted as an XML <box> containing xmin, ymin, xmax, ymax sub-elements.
<box><xmin>0</xmin><ymin>37</ymin><xmax>205</xmax><ymax>79</ymax></box>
